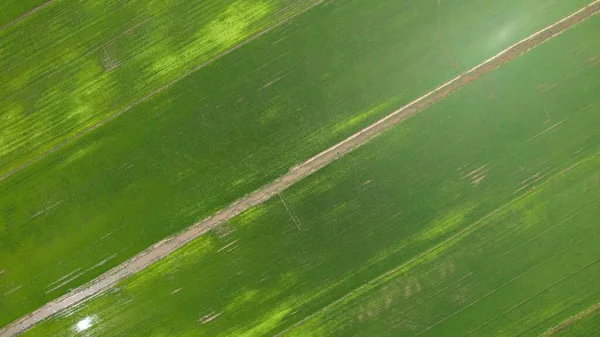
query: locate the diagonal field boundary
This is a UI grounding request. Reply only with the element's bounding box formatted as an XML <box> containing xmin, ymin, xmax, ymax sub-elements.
<box><xmin>0</xmin><ymin>0</ymin><xmax>56</xmax><ymax>31</ymax></box>
<box><xmin>541</xmin><ymin>301</ymin><xmax>600</xmax><ymax>336</ymax></box>
<box><xmin>2</xmin><ymin>1</ymin><xmax>600</xmax><ymax>336</ymax></box>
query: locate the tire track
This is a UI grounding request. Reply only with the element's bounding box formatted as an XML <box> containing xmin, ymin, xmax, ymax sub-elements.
<box><xmin>384</xmin><ymin>209</ymin><xmax>593</xmax><ymax>331</ymax></box>
<box><xmin>277</xmin><ymin>151</ymin><xmax>599</xmax><ymax>336</ymax></box>
<box><xmin>417</xmin><ymin>256</ymin><xmax>600</xmax><ymax>336</ymax></box>
<box><xmin>515</xmin><ymin>290</ymin><xmax>600</xmax><ymax>336</ymax></box>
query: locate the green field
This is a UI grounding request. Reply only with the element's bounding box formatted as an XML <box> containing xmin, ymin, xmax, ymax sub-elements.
<box><xmin>549</xmin><ymin>305</ymin><xmax>600</xmax><ymax>337</ymax></box>
<box><xmin>19</xmin><ymin>12</ymin><xmax>600</xmax><ymax>336</ymax></box>
<box><xmin>0</xmin><ymin>0</ymin><xmax>47</xmax><ymax>28</ymax></box>
<box><xmin>3</xmin><ymin>0</ymin><xmax>596</xmax><ymax>329</ymax></box>
<box><xmin>0</xmin><ymin>0</ymin><xmax>594</xmax><ymax>177</ymax></box>
<box><xmin>0</xmin><ymin>0</ymin><xmax>321</xmax><ymax>177</ymax></box>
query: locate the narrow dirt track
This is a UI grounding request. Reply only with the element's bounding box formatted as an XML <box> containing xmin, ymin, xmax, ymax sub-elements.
<box><xmin>2</xmin><ymin>1</ymin><xmax>599</xmax><ymax>336</ymax></box>
<box><xmin>541</xmin><ymin>301</ymin><xmax>600</xmax><ymax>336</ymax></box>
<box><xmin>0</xmin><ymin>0</ymin><xmax>56</xmax><ymax>31</ymax></box>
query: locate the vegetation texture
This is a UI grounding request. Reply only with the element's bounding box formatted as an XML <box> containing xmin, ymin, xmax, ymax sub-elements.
<box><xmin>0</xmin><ymin>0</ymin><xmax>321</xmax><ymax>177</ymax></box>
<box><xmin>3</xmin><ymin>0</ymin><xmax>595</xmax><ymax>329</ymax></box>
<box><xmin>546</xmin><ymin>303</ymin><xmax>600</xmax><ymax>337</ymax></box>
<box><xmin>0</xmin><ymin>0</ymin><xmax>47</xmax><ymax>28</ymax></box>
<box><xmin>20</xmin><ymin>13</ymin><xmax>600</xmax><ymax>336</ymax></box>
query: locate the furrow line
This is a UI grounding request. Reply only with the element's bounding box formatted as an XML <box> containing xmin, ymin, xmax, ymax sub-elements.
<box><xmin>540</xmin><ymin>301</ymin><xmax>600</xmax><ymax>336</ymax></box>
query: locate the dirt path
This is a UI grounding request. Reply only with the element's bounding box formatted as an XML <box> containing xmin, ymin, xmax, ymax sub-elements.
<box><xmin>541</xmin><ymin>301</ymin><xmax>600</xmax><ymax>336</ymax></box>
<box><xmin>2</xmin><ymin>1</ymin><xmax>600</xmax><ymax>336</ymax></box>
<box><xmin>0</xmin><ymin>0</ymin><xmax>55</xmax><ymax>31</ymax></box>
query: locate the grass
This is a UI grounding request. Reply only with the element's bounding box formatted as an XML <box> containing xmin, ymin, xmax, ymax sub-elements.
<box><xmin>0</xmin><ymin>0</ymin><xmax>594</xmax><ymax>177</ymax></box>
<box><xmin>0</xmin><ymin>0</ymin><xmax>320</xmax><ymax>177</ymax></box>
<box><xmin>548</xmin><ymin>303</ymin><xmax>600</xmax><ymax>337</ymax></box>
<box><xmin>20</xmin><ymin>13</ymin><xmax>600</xmax><ymax>336</ymax></box>
<box><xmin>2</xmin><ymin>0</ymin><xmax>593</xmax><ymax>328</ymax></box>
<box><xmin>289</xmin><ymin>157</ymin><xmax>600</xmax><ymax>337</ymax></box>
<box><xmin>0</xmin><ymin>0</ymin><xmax>47</xmax><ymax>28</ymax></box>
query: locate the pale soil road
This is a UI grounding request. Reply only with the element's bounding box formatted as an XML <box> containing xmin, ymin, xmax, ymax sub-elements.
<box><xmin>541</xmin><ymin>302</ymin><xmax>600</xmax><ymax>336</ymax></box>
<box><xmin>0</xmin><ymin>0</ymin><xmax>55</xmax><ymax>31</ymax></box>
<box><xmin>2</xmin><ymin>1</ymin><xmax>599</xmax><ymax>336</ymax></box>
